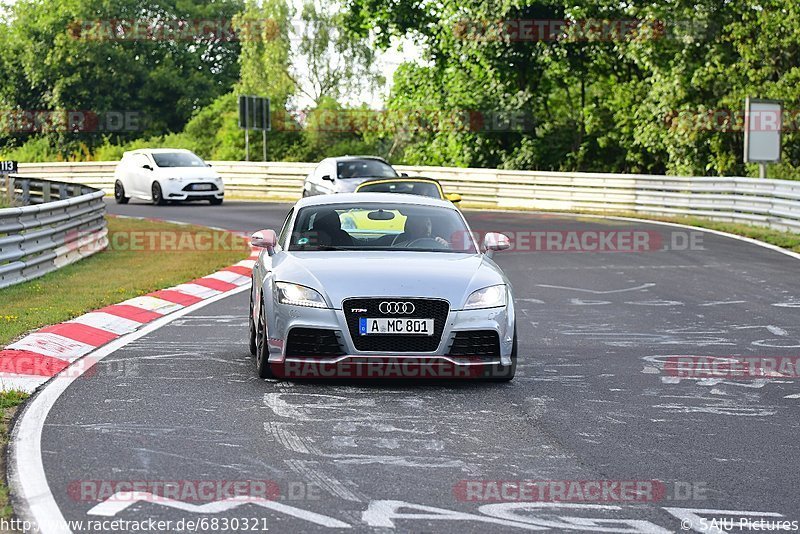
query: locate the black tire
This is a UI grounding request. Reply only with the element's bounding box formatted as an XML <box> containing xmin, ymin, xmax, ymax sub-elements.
<box><xmin>114</xmin><ymin>180</ymin><xmax>130</xmax><ymax>204</ymax></box>
<box><xmin>254</xmin><ymin>302</ymin><xmax>274</xmax><ymax>378</ymax></box>
<box><xmin>151</xmin><ymin>182</ymin><xmax>166</xmax><ymax>206</ymax></box>
<box><xmin>248</xmin><ymin>291</ymin><xmax>257</xmax><ymax>356</ymax></box>
<box><xmin>209</xmin><ymin>197</ymin><xmax>223</xmax><ymax>205</ymax></box>
<box><xmin>486</xmin><ymin>330</ymin><xmax>517</xmax><ymax>382</ymax></box>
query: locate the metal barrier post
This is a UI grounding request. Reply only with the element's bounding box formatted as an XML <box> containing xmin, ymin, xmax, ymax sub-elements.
<box><xmin>20</xmin><ymin>179</ymin><xmax>29</xmax><ymax>205</ymax></box>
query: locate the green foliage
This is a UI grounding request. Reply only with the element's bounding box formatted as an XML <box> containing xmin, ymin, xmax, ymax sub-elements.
<box><xmin>0</xmin><ymin>0</ymin><xmax>244</xmax><ymax>152</ymax></box>
<box><xmin>343</xmin><ymin>0</ymin><xmax>800</xmax><ymax>177</ymax></box>
<box><xmin>234</xmin><ymin>0</ymin><xmax>295</xmax><ymax>110</ymax></box>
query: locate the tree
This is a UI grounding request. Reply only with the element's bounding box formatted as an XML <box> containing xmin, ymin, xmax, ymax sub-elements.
<box><xmin>294</xmin><ymin>0</ymin><xmax>383</xmax><ymax>107</ymax></box>
<box><xmin>0</xmin><ymin>0</ymin><xmax>244</xmax><ymax>152</ymax></box>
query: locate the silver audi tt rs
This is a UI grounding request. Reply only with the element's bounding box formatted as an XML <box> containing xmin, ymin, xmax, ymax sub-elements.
<box><xmin>248</xmin><ymin>193</ymin><xmax>517</xmax><ymax>381</ymax></box>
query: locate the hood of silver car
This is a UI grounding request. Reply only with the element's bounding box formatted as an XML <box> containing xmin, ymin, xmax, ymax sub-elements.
<box><xmin>271</xmin><ymin>251</ymin><xmax>506</xmax><ymax>309</ymax></box>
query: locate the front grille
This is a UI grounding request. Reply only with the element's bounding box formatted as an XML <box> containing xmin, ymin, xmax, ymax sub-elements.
<box><xmin>343</xmin><ymin>298</ymin><xmax>449</xmax><ymax>352</ymax></box>
<box><xmin>448</xmin><ymin>330</ymin><xmax>500</xmax><ymax>359</ymax></box>
<box><xmin>285</xmin><ymin>328</ymin><xmax>345</xmax><ymax>358</ymax></box>
<box><xmin>182</xmin><ymin>183</ymin><xmax>219</xmax><ymax>192</ymax></box>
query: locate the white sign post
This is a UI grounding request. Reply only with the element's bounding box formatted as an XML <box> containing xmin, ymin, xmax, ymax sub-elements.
<box><xmin>744</xmin><ymin>97</ymin><xmax>782</xmax><ymax>178</ymax></box>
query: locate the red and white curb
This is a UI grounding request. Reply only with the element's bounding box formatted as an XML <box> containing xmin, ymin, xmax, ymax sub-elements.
<box><xmin>0</xmin><ymin>247</ymin><xmax>260</xmax><ymax>393</ymax></box>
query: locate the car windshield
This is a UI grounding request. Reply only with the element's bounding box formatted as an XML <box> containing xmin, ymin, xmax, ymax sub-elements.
<box><xmin>357</xmin><ymin>181</ymin><xmax>442</xmax><ymax>199</ymax></box>
<box><xmin>152</xmin><ymin>152</ymin><xmax>206</xmax><ymax>168</ymax></box>
<box><xmin>336</xmin><ymin>159</ymin><xmax>397</xmax><ymax>179</ymax></box>
<box><xmin>288</xmin><ymin>203</ymin><xmax>477</xmax><ymax>253</ymax></box>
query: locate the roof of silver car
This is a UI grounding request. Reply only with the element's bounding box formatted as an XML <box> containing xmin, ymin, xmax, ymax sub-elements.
<box><xmin>295</xmin><ymin>192</ymin><xmax>457</xmax><ymax>209</ymax></box>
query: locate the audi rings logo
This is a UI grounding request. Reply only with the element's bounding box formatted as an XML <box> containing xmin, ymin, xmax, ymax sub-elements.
<box><xmin>379</xmin><ymin>301</ymin><xmax>415</xmax><ymax>315</ymax></box>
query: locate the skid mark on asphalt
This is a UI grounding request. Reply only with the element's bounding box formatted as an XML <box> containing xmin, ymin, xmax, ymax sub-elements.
<box><xmin>260</xmin><ymin>386</ymin><xmax>586</xmax><ymax>484</ymax></box>
<box><xmin>284</xmin><ymin>459</ymin><xmax>365</xmax><ymax>502</ymax></box>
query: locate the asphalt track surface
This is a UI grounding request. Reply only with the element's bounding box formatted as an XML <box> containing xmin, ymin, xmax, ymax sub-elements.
<box><xmin>28</xmin><ymin>200</ymin><xmax>800</xmax><ymax>533</ymax></box>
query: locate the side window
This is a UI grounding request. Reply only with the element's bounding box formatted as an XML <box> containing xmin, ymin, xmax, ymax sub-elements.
<box><xmin>278</xmin><ymin>208</ymin><xmax>294</xmax><ymax>247</ymax></box>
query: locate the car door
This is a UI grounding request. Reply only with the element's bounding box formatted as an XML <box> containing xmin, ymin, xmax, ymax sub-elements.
<box><xmin>309</xmin><ymin>159</ymin><xmax>330</xmax><ymax>196</ymax></box>
<box><xmin>133</xmin><ymin>153</ymin><xmax>154</xmax><ymax>197</ymax></box>
<box><xmin>317</xmin><ymin>159</ymin><xmax>336</xmax><ymax>195</ymax></box>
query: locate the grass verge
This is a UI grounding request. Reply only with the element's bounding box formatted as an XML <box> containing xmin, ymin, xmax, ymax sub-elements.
<box><xmin>0</xmin><ymin>390</ymin><xmax>28</xmax><ymax>519</ymax></box>
<box><xmin>0</xmin><ymin>216</ymin><xmax>248</xmax><ymax>346</ymax></box>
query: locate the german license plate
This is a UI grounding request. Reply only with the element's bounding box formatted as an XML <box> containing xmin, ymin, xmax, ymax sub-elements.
<box><xmin>359</xmin><ymin>318</ymin><xmax>434</xmax><ymax>335</ymax></box>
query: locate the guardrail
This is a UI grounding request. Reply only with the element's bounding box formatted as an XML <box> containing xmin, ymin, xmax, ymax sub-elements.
<box><xmin>12</xmin><ymin>161</ymin><xmax>800</xmax><ymax>233</ymax></box>
<box><xmin>0</xmin><ymin>176</ymin><xmax>108</xmax><ymax>289</ymax></box>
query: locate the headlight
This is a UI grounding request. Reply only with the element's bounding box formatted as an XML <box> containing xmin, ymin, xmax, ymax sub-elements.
<box><xmin>275</xmin><ymin>282</ymin><xmax>327</xmax><ymax>308</ymax></box>
<box><xmin>464</xmin><ymin>285</ymin><xmax>507</xmax><ymax>309</ymax></box>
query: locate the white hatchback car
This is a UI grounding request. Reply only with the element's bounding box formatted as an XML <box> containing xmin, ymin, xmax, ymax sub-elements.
<box><xmin>114</xmin><ymin>149</ymin><xmax>224</xmax><ymax>205</ymax></box>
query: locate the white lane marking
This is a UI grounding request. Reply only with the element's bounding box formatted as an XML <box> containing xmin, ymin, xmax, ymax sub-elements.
<box><xmin>569</xmin><ymin>298</ymin><xmax>611</xmax><ymax>306</ymax></box>
<box><xmin>536</xmin><ymin>283</ymin><xmax>655</xmax><ymax>294</ymax></box>
<box><xmin>478</xmin><ymin>502</ymin><xmax>672</xmax><ymax>533</ymax></box>
<box><xmin>783</xmin><ymin>393</ymin><xmax>800</xmax><ymax>398</ymax></box>
<box><xmin>766</xmin><ymin>325</ymin><xmax>788</xmax><ymax>336</ymax></box>
<box><xmin>6</xmin><ymin>333</ymin><xmax>95</xmax><ymax>361</ymax></box>
<box><xmin>362</xmin><ymin>500</ymin><xmax>548</xmax><ymax>531</ymax></box>
<box><xmin>9</xmin><ymin>284</ymin><xmax>249</xmax><ymax>534</ymax></box>
<box><xmin>625</xmin><ymin>300</ymin><xmax>684</xmax><ymax>306</ymax></box>
<box><xmin>87</xmin><ymin>492</ymin><xmax>351</xmax><ymax>528</ymax></box>
<box><xmin>700</xmin><ymin>300</ymin><xmax>747</xmax><ymax>306</ymax></box>
<box><xmin>751</xmin><ymin>340</ymin><xmax>800</xmax><ymax>348</ymax></box>
<box><xmin>68</xmin><ymin>312</ymin><xmax>141</xmax><ymax>335</ymax></box>
<box><xmin>772</xmin><ymin>301</ymin><xmax>800</xmax><ymax>308</ymax></box>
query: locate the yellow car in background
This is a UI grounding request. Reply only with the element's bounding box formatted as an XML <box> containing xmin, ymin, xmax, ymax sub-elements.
<box><xmin>355</xmin><ymin>177</ymin><xmax>462</xmax><ymax>204</ymax></box>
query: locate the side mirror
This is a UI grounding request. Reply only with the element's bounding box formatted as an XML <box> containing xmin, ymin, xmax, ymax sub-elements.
<box><xmin>206</xmin><ymin>163</ymin><xmax>212</xmax><ymax>167</ymax></box>
<box><xmin>400</xmin><ymin>172</ymin><xmax>409</xmax><ymax>177</ymax></box>
<box><xmin>251</xmin><ymin>229</ymin><xmax>278</xmax><ymax>255</ymax></box>
<box><xmin>321</xmin><ymin>174</ymin><xmax>333</xmax><ymax>182</ymax></box>
<box><xmin>143</xmin><ymin>164</ymin><xmax>153</xmax><ymax>171</ymax></box>
<box><xmin>483</xmin><ymin>232</ymin><xmax>510</xmax><ymax>256</ymax></box>
<box><xmin>445</xmin><ymin>193</ymin><xmax>462</xmax><ymax>203</ymax></box>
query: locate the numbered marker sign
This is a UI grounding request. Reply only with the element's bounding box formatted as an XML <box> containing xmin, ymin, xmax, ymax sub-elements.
<box><xmin>0</xmin><ymin>160</ymin><xmax>18</xmax><ymax>174</ymax></box>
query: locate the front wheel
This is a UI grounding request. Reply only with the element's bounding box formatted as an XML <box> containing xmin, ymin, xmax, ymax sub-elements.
<box><xmin>114</xmin><ymin>180</ymin><xmax>130</xmax><ymax>204</ymax></box>
<box><xmin>151</xmin><ymin>182</ymin><xmax>166</xmax><ymax>206</ymax></box>
<box><xmin>254</xmin><ymin>302</ymin><xmax>274</xmax><ymax>378</ymax></box>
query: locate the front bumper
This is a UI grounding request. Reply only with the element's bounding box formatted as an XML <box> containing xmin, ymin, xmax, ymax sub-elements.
<box><xmin>263</xmin><ymin>300</ymin><xmax>515</xmax><ymax>377</ymax></box>
<box><xmin>162</xmin><ymin>180</ymin><xmax>224</xmax><ymax>201</ymax></box>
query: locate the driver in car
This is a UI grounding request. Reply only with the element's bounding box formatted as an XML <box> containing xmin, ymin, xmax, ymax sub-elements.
<box><xmin>394</xmin><ymin>216</ymin><xmax>450</xmax><ymax>247</ymax></box>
